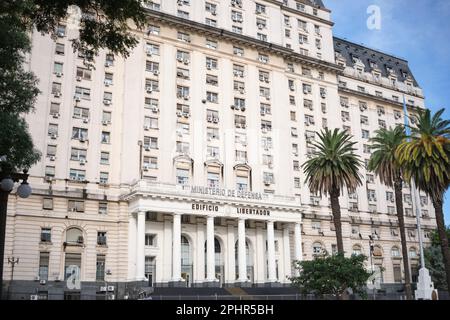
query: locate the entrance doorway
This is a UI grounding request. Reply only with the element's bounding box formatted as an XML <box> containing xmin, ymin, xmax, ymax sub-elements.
<box><xmin>181</xmin><ymin>235</ymin><xmax>193</xmax><ymax>287</ymax></box>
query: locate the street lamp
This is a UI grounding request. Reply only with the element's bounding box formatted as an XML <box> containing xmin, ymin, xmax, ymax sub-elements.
<box><xmin>7</xmin><ymin>257</ymin><xmax>19</xmax><ymax>299</ymax></box>
<box><xmin>368</xmin><ymin>236</ymin><xmax>376</xmax><ymax>300</ymax></box>
<box><xmin>105</xmin><ymin>269</ymin><xmax>112</xmax><ymax>300</ymax></box>
<box><xmin>0</xmin><ymin>170</ymin><xmax>31</xmax><ymax>300</ymax></box>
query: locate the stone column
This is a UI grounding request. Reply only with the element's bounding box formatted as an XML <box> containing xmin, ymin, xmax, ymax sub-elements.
<box><xmin>237</xmin><ymin>218</ymin><xmax>247</xmax><ymax>282</ymax></box>
<box><xmin>136</xmin><ymin>211</ymin><xmax>146</xmax><ymax>281</ymax></box>
<box><xmin>162</xmin><ymin>215</ymin><xmax>173</xmax><ymax>283</ymax></box>
<box><xmin>195</xmin><ymin>217</ymin><xmax>205</xmax><ymax>285</ymax></box>
<box><xmin>226</xmin><ymin>220</ymin><xmax>236</xmax><ymax>284</ymax></box>
<box><xmin>294</xmin><ymin>223</ymin><xmax>302</xmax><ymax>276</ymax></box>
<box><xmin>266</xmin><ymin>221</ymin><xmax>277</xmax><ymax>283</ymax></box>
<box><xmin>172</xmin><ymin>213</ymin><xmax>182</xmax><ymax>282</ymax></box>
<box><xmin>255</xmin><ymin>222</ymin><xmax>265</xmax><ymax>284</ymax></box>
<box><xmin>283</xmin><ymin>224</ymin><xmax>292</xmax><ymax>282</ymax></box>
<box><xmin>206</xmin><ymin>216</ymin><xmax>216</xmax><ymax>282</ymax></box>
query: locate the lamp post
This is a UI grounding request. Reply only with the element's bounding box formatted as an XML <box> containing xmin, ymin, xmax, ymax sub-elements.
<box><xmin>104</xmin><ymin>269</ymin><xmax>112</xmax><ymax>300</ymax></box>
<box><xmin>369</xmin><ymin>237</ymin><xmax>376</xmax><ymax>300</ymax></box>
<box><xmin>7</xmin><ymin>257</ymin><xmax>19</xmax><ymax>300</ymax></box>
<box><xmin>0</xmin><ymin>170</ymin><xmax>31</xmax><ymax>300</ymax></box>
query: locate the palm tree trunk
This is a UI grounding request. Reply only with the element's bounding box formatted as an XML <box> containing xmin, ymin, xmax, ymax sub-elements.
<box><xmin>432</xmin><ymin>197</ymin><xmax>450</xmax><ymax>295</ymax></box>
<box><xmin>394</xmin><ymin>179</ymin><xmax>413</xmax><ymax>300</ymax></box>
<box><xmin>330</xmin><ymin>188</ymin><xmax>344</xmax><ymax>255</ymax></box>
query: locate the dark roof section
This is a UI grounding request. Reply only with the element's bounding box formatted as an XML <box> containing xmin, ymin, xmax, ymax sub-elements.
<box><xmin>333</xmin><ymin>37</ymin><xmax>419</xmax><ymax>87</ymax></box>
<box><xmin>310</xmin><ymin>0</ymin><xmax>326</xmax><ymax>8</ymax></box>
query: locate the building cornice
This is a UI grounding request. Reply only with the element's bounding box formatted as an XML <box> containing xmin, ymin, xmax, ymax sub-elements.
<box><xmin>262</xmin><ymin>0</ymin><xmax>333</xmax><ymax>23</ymax></box>
<box><xmin>143</xmin><ymin>9</ymin><xmax>343</xmax><ymax>73</ymax></box>
<box><xmin>338</xmin><ymin>86</ymin><xmax>424</xmax><ymax>113</ymax></box>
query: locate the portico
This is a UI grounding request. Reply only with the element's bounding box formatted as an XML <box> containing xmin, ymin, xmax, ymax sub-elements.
<box><xmin>125</xmin><ymin>181</ymin><xmax>303</xmax><ymax>288</ymax></box>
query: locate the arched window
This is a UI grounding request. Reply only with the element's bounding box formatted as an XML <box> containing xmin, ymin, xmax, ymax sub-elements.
<box><xmin>391</xmin><ymin>246</ymin><xmax>401</xmax><ymax>257</ymax></box>
<box><xmin>409</xmin><ymin>247</ymin><xmax>418</xmax><ymax>258</ymax></box>
<box><xmin>66</xmin><ymin>228</ymin><xmax>83</xmax><ymax>244</ymax></box>
<box><xmin>352</xmin><ymin>245</ymin><xmax>362</xmax><ymax>256</ymax></box>
<box><xmin>234</xmin><ymin>164</ymin><xmax>251</xmax><ymax>191</ymax></box>
<box><xmin>312</xmin><ymin>242</ymin><xmax>323</xmax><ymax>255</ymax></box>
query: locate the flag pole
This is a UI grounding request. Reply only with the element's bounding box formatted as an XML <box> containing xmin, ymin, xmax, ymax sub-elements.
<box><xmin>403</xmin><ymin>95</ymin><xmax>435</xmax><ymax>300</ymax></box>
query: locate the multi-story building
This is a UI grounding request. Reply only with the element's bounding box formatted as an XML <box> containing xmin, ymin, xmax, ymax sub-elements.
<box><xmin>2</xmin><ymin>0</ymin><xmax>436</xmax><ymax>299</ymax></box>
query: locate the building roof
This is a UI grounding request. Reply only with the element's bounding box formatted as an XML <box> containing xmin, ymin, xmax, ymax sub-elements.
<box><xmin>333</xmin><ymin>37</ymin><xmax>419</xmax><ymax>87</ymax></box>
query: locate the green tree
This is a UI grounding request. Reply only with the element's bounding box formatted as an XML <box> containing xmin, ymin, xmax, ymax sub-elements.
<box><xmin>302</xmin><ymin>128</ymin><xmax>363</xmax><ymax>254</ymax></box>
<box><xmin>396</xmin><ymin>108</ymin><xmax>450</xmax><ymax>295</ymax></box>
<box><xmin>424</xmin><ymin>228</ymin><xmax>450</xmax><ymax>291</ymax></box>
<box><xmin>291</xmin><ymin>253</ymin><xmax>373</xmax><ymax>300</ymax></box>
<box><xmin>368</xmin><ymin>126</ymin><xmax>413</xmax><ymax>299</ymax></box>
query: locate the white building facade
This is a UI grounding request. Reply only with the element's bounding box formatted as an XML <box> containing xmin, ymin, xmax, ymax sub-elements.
<box><xmin>2</xmin><ymin>0</ymin><xmax>437</xmax><ymax>299</ymax></box>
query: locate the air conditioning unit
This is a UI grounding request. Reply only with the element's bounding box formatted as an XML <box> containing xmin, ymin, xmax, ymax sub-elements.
<box><xmin>146</xmin><ymin>87</ymin><xmax>153</xmax><ymax>93</ymax></box>
<box><xmin>83</xmin><ymin>118</ymin><xmax>89</xmax><ymax>123</ymax></box>
<box><xmin>239</xmin><ymin>89</ymin><xmax>245</xmax><ymax>94</ymax></box>
<box><xmin>80</xmin><ymin>137</ymin><xmax>86</xmax><ymax>143</ymax></box>
<box><xmin>55</xmin><ymin>72</ymin><xmax>63</xmax><ymax>77</ymax></box>
<box><xmin>153</xmin><ymin>70</ymin><xmax>160</xmax><ymax>76</ymax></box>
<box><xmin>54</xmin><ymin>92</ymin><xmax>61</xmax><ymax>97</ymax></box>
<box><xmin>79</xmin><ymin>159</ymin><xmax>86</xmax><ymax>165</ymax></box>
<box><xmin>76</xmin><ymin>76</ymin><xmax>82</xmax><ymax>81</ymax></box>
<box><xmin>183</xmin><ymin>112</ymin><xmax>190</xmax><ymax>118</ymax></box>
<box><xmin>105</xmin><ymin>61</ymin><xmax>112</xmax><ymax>67</ymax></box>
<box><xmin>264</xmin><ymin>180</ymin><xmax>271</xmax><ymax>186</ymax></box>
<box><xmin>184</xmin><ymin>59</ymin><xmax>190</xmax><ymax>65</ymax></box>
<box><xmin>100</xmin><ymin>286</ymin><xmax>107</xmax><ymax>292</ymax></box>
<box><xmin>289</xmin><ymin>86</ymin><xmax>295</xmax><ymax>91</ymax></box>
<box><xmin>257</xmin><ymin>24</ymin><xmax>264</xmax><ymax>30</ymax></box>
<box><xmin>74</xmin><ymin>95</ymin><xmax>81</xmax><ymax>102</ymax></box>
<box><xmin>183</xmin><ymin>96</ymin><xmax>190</xmax><ymax>101</ymax></box>
<box><xmin>52</xmin><ymin>113</ymin><xmax>60</xmax><ymax>119</ymax></box>
<box><xmin>143</xmin><ymin>165</ymin><xmax>150</xmax><ymax>171</ymax></box>
<box><xmin>40</xmin><ymin>280</ymin><xmax>46</xmax><ymax>285</ymax></box>
<box><xmin>207</xmin><ymin>116</ymin><xmax>213</xmax><ymax>122</ymax></box>
<box><xmin>151</xmin><ymin>106</ymin><xmax>159</xmax><ymax>113</ymax></box>
<box><xmin>144</xmin><ymin>125</ymin><xmax>151</xmax><ymax>130</ymax></box>
<box><xmin>103</xmin><ymin>100</ymin><xmax>111</xmax><ymax>105</ymax></box>
<box><xmin>102</xmin><ymin>120</ymin><xmax>110</xmax><ymax>125</ymax></box>
<box><xmin>211</xmin><ymin>11</ymin><xmax>217</xmax><ymax>16</ymax></box>
<box><xmin>107</xmin><ymin>286</ymin><xmax>115</xmax><ymax>292</ymax></box>
<box><xmin>262</xmin><ymin>128</ymin><xmax>268</xmax><ymax>134</ymax></box>
<box><xmin>213</xmin><ymin>118</ymin><xmax>219</xmax><ymax>123</ymax></box>
<box><xmin>49</xmin><ymin>156</ymin><xmax>56</xmax><ymax>161</ymax></box>
<box><xmin>30</xmin><ymin>295</ymin><xmax>38</xmax><ymax>300</ymax></box>
<box><xmin>51</xmin><ymin>133</ymin><xmax>58</xmax><ymax>139</ymax></box>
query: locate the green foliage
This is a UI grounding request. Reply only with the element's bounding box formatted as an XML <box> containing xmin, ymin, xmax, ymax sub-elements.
<box><xmin>302</xmin><ymin>128</ymin><xmax>363</xmax><ymax>195</ymax></box>
<box><xmin>0</xmin><ymin>113</ymin><xmax>41</xmax><ymax>173</ymax></box>
<box><xmin>396</xmin><ymin>108</ymin><xmax>450</xmax><ymax>203</ymax></box>
<box><xmin>1</xmin><ymin>0</ymin><xmax>148</xmax><ymax>174</ymax></box>
<box><xmin>368</xmin><ymin>125</ymin><xmax>406</xmax><ymax>187</ymax></box>
<box><xmin>424</xmin><ymin>244</ymin><xmax>448</xmax><ymax>291</ymax></box>
<box><xmin>430</xmin><ymin>227</ymin><xmax>450</xmax><ymax>247</ymax></box>
<box><xmin>290</xmin><ymin>253</ymin><xmax>373</xmax><ymax>299</ymax></box>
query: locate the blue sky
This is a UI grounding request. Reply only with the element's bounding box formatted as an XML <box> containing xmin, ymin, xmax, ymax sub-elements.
<box><xmin>325</xmin><ymin>0</ymin><xmax>450</xmax><ymax>223</ymax></box>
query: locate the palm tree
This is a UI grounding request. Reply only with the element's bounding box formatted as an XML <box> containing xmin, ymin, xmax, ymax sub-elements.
<box><xmin>396</xmin><ymin>108</ymin><xmax>450</xmax><ymax>295</ymax></box>
<box><xmin>303</xmin><ymin>128</ymin><xmax>363</xmax><ymax>254</ymax></box>
<box><xmin>368</xmin><ymin>126</ymin><xmax>413</xmax><ymax>300</ymax></box>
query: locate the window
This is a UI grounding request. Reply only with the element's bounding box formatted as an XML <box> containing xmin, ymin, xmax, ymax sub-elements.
<box><xmin>99</xmin><ymin>172</ymin><xmax>109</xmax><ymax>184</ymax></box>
<box><xmin>69</xmin><ymin>169</ymin><xmax>86</xmax><ymax>181</ymax></box>
<box><xmin>145</xmin><ymin>234</ymin><xmax>157</xmax><ymax>246</ymax></box>
<box><xmin>51</xmin><ymin>82</ymin><xmax>61</xmax><ymax>95</ymax></box>
<box><xmin>207</xmin><ymin>172</ymin><xmax>220</xmax><ymax>188</ymax></box>
<box><xmin>45</xmin><ymin>166</ymin><xmax>55</xmax><ymax>178</ymax></box>
<box><xmin>143</xmin><ymin>136</ymin><xmax>158</xmax><ymax>150</ymax></box>
<box><xmin>96</xmin><ymin>255</ymin><xmax>105</xmax><ymax>281</ymax></box>
<box><xmin>255</xmin><ymin>3</ymin><xmax>266</xmax><ymax>14</ymax></box>
<box><xmin>145</xmin><ymin>42</ymin><xmax>160</xmax><ymax>56</ymax></box>
<box><xmin>55</xmin><ymin>43</ymin><xmax>65</xmax><ymax>55</ymax></box>
<box><xmin>68</xmin><ymin>200</ymin><xmax>85</xmax><ymax>212</ymax></box>
<box><xmin>70</xmin><ymin>148</ymin><xmax>87</xmax><ymax>162</ymax></box>
<box><xmin>362</xmin><ymin>130</ymin><xmax>370</xmax><ymax>139</ymax></box>
<box><xmin>234</xmin><ymin>98</ymin><xmax>245</xmax><ymax>109</ymax></box>
<box><xmin>206</xmin><ymin>91</ymin><xmax>218</xmax><ymax>103</ymax></box>
<box><xmin>233</xmin><ymin>64</ymin><xmax>245</xmax><ymax>78</ymax></box>
<box><xmin>206</xmin><ymin>127</ymin><xmax>218</xmax><ymax>140</ymax></box>
<box><xmin>299</xmin><ymin>34</ymin><xmax>308</xmax><ymax>44</ymax></box>
<box><xmin>206</xmin><ymin>57</ymin><xmax>218</xmax><ymax>70</ymax></box>
<box><xmin>53</xmin><ymin>62</ymin><xmax>63</xmax><ymax>75</ymax></box>
<box><xmin>101</xmin><ymin>131</ymin><xmax>110</xmax><ymax>144</ymax></box>
<box><xmin>352</xmin><ymin>245</ymin><xmax>362</xmax><ymax>256</ymax></box>
<box><xmin>38</xmin><ymin>252</ymin><xmax>50</xmax><ymax>281</ymax></box>
<box><xmin>391</xmin><ymin>247</ymin><xmax>401</xmax><ymax>257</ymax></box>
<box><xmin>144</xmin><ymin>117</ymin><xmax>158</xmax><ymax>129</ymax></box>
<box><xmin>261</xmin><ymin>103</ymin><xmax>271</xmax><ymax>115</ymax></box>
<box><xmin>176</xmin><ymin>141</ymin><xmax>190</xmax><ymax>153</ymax></box>
<box><xmin>206</xmin><ymin>39</ymin><xmax>218</xmax><ymax>49</ymax></box>
<box><xmin>205</xmin><ymin>2</ymin><xmax>217</xmax><ymax>14</ymax></box>
<box><xmin>97</xmin><ymin>232</ymin><xmax>107</xmax><ymax>246</ymax></box>
<box><xmin>143</xmin><ymin>157</ymin><xmax>158</xmax><ymax>170</ymax></box>
<box><xmin>257</xmin><ymin>33</ymin><xmax>267</xmax><ymax>42</ymax></box>
<box><xmin>74</xmin><ymin>86</ymin><xmax>91</xmax><ymax>100</ymax></box>
<box><xmin>231</xmin><ymin>10</ymin><xmax>243</xmax><ymax>22</ymax></box>
<box><xmin>146</xmin><ymin>61</ymin><xmax>159</xmax><ymax>73</ymax></box>
<box><xmin>312</xmin><ymin>242</ymin><xmax>322</xmax><ymax>255</ymax></box>
<box><xmin>263</xmin><ymin>172</ymin><xmax>274</xmax><ymax>185</ymax></box>
<box><xmin>207</xmin><ymin>146</ymin><xmax>219</xmax><ymax>158</ymax></box>
<box><xmin>235</xmin><ymin>115</ymin><xmax>246</xmax><ymax>128</ymax></box>
<box><xmin>99</xmin><ymin>202</ymin><xmax>108</xmax><ymax>215</ymax></box>
<box><xmin>233</xmin><ymin>46</ymin><xmax>244</xmax><ymax>56</ymax></box>
<box><xmin>232</xmin><ymin>25</ymin><xmax>243</xmax><ymax>34</ymax></box>
<box><xmin>42</xmin><ymin>197</ymin><xmax>53</xmax><ymax>210</ymax></box>
<box><xmin>205</xmin><ymin>18</ymin><xmax>217</xmax><ymax>27</ymax></box>
<box><xmin>235</xmin><ymin>150</ymin><xmax>247</xmax><ymax>162</ymax></box>
<box><xmin>71</xmin><ymin>127</ymin><xmax>88</xmax><ymax>140</ymax></box>
<box><xmin>236</xmin><ymin>176</ymin><xmax>248</xmax><ymax>191</ymax></box>
<box><xmin>147</xmin><ymin>25</ymin><xmax>160</xmax><ymax>35</ymax></box>
<box><xmin>41</xmin><ymin>228</ymin><xmax>51</xmax><ymax>243</ymax></box>
<box><xmin>367</xmin><ymin>189</ymin><xmax>377</xmax><ymax>202</ymax></box>
<box><xmin>56</xmin><ymin>24</ymin><xmax>66</xmax><ymax>37</ymax></box>
<box><xmin>258</xmin><ymin>53</ymin><xmax>269</xmax><ymax>64</ymax></box>
<box><xmin>177</xmin><ymin>31</ymin><xmax>190</xmax><ymax>42</ymax></box>
<box><xmin>176</xmin><ymin>168</ymin><xmax>190</xmax><ymax>185</ymax></box>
